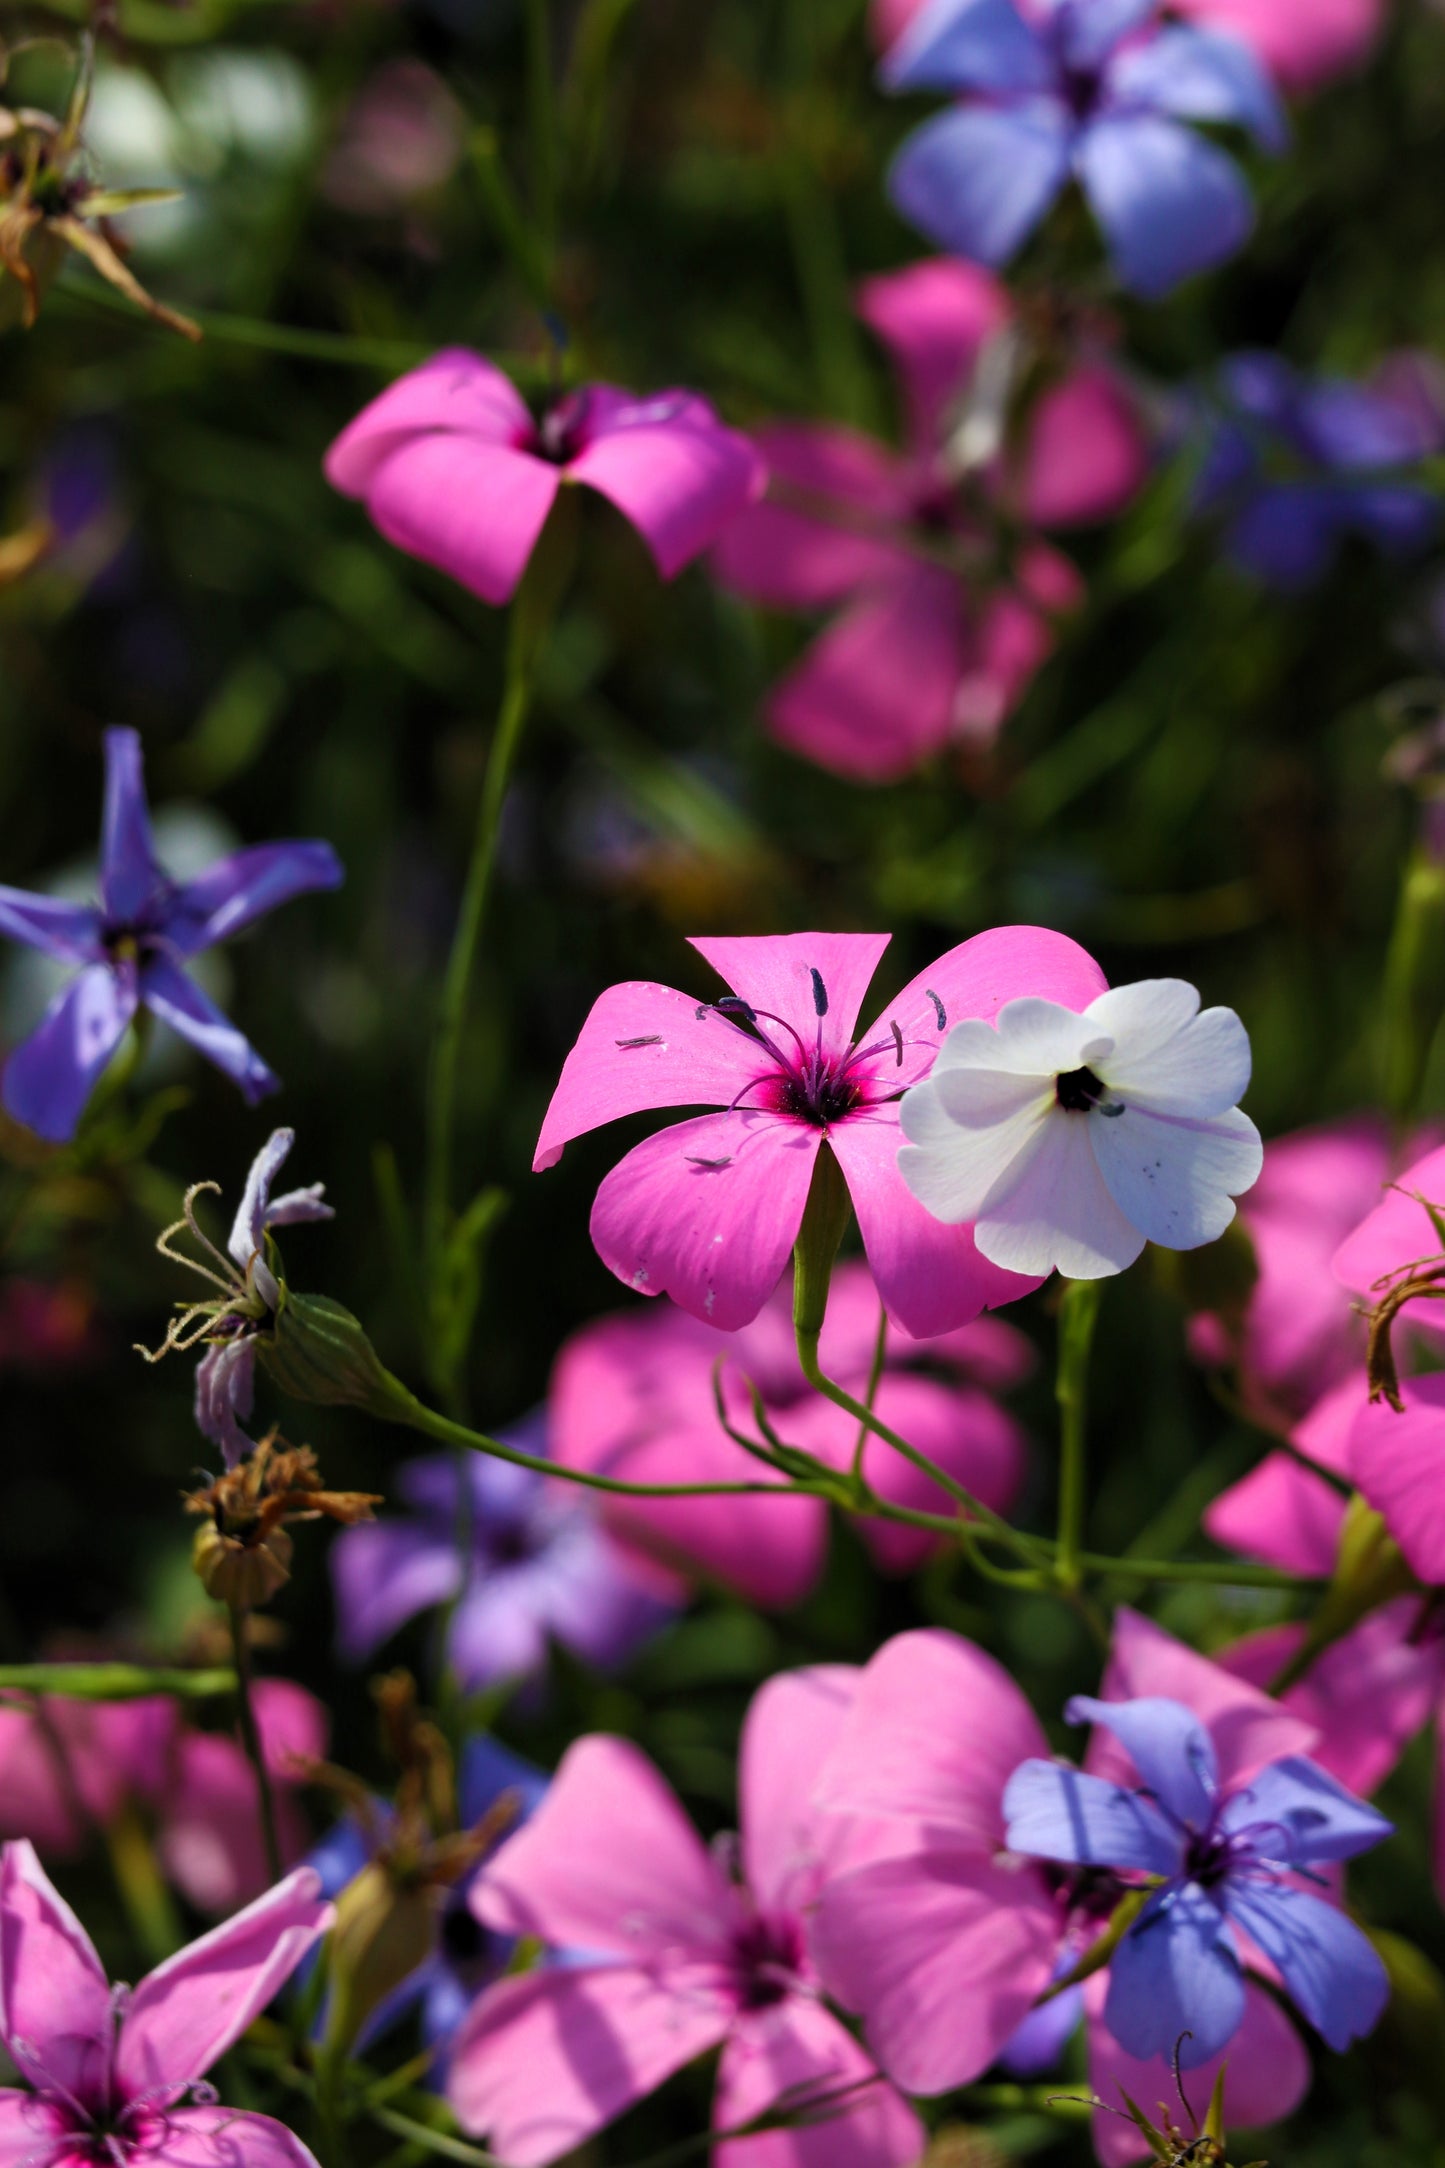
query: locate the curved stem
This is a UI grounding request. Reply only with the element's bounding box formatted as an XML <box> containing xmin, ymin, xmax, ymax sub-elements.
<box><xmin>1055</xmin><ymin>1278</ymin><xmax>1102</xmax><ymax>1590</ymax></box>
<box><xmin>228</xmin><ymin>1605</ymin><xmax>283</xmax><ymax>1888</ymax></box>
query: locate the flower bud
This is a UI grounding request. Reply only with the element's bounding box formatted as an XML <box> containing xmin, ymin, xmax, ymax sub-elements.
<box><xmin>191</xmin><ymin>1521</ymin><xmax>293</xmax><ymax>1609</ymax></box>
<box><xmin>322</xmin><ymin>1860</ymin><xmax>437</xmax><ymax>2061</ymax></box>
<box><xmin>260</xmin><ymin>1293</ymin><xmax>418</xmax><ymax>1423</ymax></box>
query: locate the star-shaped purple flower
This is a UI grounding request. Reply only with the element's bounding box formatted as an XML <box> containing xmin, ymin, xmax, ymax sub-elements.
<box><xmin>883</xmin><ymin>0</ymin><xmax>1286</xmax><ymax>298</ymax></box>
<box><xmin>1003</xmin><ymin>1692</ymin><xmax>1392</xmax><ymax>2067</ymax></box>
<box><xmin>0</xmin><ymin>728</ymin><xmax>343</xmax><ymax>1141</ymax></box>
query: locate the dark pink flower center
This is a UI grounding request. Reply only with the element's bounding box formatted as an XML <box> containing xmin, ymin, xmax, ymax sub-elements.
<box><xmin>730</xmin><ymin>1910</ymin><xmax>806</xmax><ymax>2011</ymax></box>
<box><xmin>702</xmin><ymin>967</ymin><xmax>945</xmax><ymax>1133</ymax></box>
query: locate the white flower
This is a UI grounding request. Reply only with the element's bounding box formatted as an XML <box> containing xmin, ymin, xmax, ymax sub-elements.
<box><xmin>897</xmin><ymin>980</ymin><xmax>1263</xmax><ymax>1280</ymax></box>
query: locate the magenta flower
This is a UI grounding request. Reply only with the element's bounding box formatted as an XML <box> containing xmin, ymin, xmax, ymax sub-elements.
<box><xmin>0</xmin><ymin>1841</ymin><xmax>331</xmax><ymax>2168</ymax></box>
<box><xmin>0</xmin><ymin>730</ymin><xmax>342</xmax><ymax>1142</ymax></box>
<box><xmin>549</xmin><ymin>1261</ymin><xmax>1032</xmax><ymax>1606</ymax></box>
<box><xmin>447</xmin><ymin>1669</ymin><xmax>924</xmax><ymax>2168</ymax></box>
<box><xmin>1204</xmin><ymin>1367</ymin><xmax>1358</xmax><ymax>1578</ymax></box>
<box><xmin>534</xmin><ymin>926</ymin><xmax>1107</xmax><ymax>1335</ymax></box>
<box><xmin>324</xmin><ymin>350</ymin><xmax>766</xmax><ymax>604</ymax></box>
<box><xmin>713</xmin><ymin>258</ymin><xmax>1146</xmax><ymax>781</ymax></box>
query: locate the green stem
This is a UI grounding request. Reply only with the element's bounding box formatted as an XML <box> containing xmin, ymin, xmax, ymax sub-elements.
<box><xmin>229</xmin><ymin>1606</ymin><xmax>283</xmax><ymax>1888</ymax></box>
<box><xmin>1055</xmin><ymin>1278</ymin><xmax>1103</xmax><ymax>1591</ymax></box>
<box><xmin>370</xmin><ymin>2109</ymin><xmax>505</xmax><ymax>2166</ymax></box>
<box><xmin>106</xmin><ymin>1807</ymin><xmax>184</xmax><ymax>1965</ymax></box>
<box><xmin>1079</xmin><ymin>1552</ymin><xmax>1325</xmax><ymax>1591</ymax></box>
<box><xmin>849</xmin><ymin>1306</ymin><xmax>889</xmax><ymax>1491</ymax></box>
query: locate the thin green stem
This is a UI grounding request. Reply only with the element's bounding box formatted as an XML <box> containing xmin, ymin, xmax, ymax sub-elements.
<box><xmin>370</xmin><ymin>2109</ymin><xmax>506</xmax><ymax>2166</ymax></box>
<box><xmin>1079</xmin><ymin>1552</ymin><xmax>1326</xmax><ymax>1592</ymax></box>
<box><xmin>106</xmin><ymin>1807</ymin><xmax>184</xmax><ymax>1965</ymax></box>
<box><xmin>849</xmin><ymin>1307</ymin><xmax>889</xmax><ymax>1490</ymax></box>
<box><xmin>1055</xmin><ymin>1279</ymin><xmax>1103</xmax><ymax>1591</ymax></box>
<box><xmin>228</xmin><ymin>1606</ymin><xmax>284</xmax><ymax>1888</ymax></box>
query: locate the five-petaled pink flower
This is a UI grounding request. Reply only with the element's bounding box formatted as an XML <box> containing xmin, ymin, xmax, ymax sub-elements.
<box><xmin>447</xmin><ymin>1668</ymin><xmax>923</xmax><ymax>2168</ymax></box>
<box><xmin>712</xmin><ymin>258</ymin><xmax>1146</xmax><ymax>781</ymax></box>
<box><xmin>0</xmin><ymin>1840</ymin><xmax>331</xmax><ymax>2168</ymax></box>
<box><xmin>324</xmin><ymin>349</ymin><xmax>766</xmax><ymax>603</ymax></box>
<box><xmin>533</xmin><ymin>927</ymin><xmax>1107</xmax><ymax>1334</ymax></box>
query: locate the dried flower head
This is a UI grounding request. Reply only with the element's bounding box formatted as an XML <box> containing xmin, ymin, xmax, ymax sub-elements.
<box><xmin>185</xmin><ymin>1429</ymin><xmax>380</xmax><ymax>1608</ymax></box>
<box><xmin>0</xmin><ymin>34</ymin><xmax>199</xmax><ymax>337</ymax></box>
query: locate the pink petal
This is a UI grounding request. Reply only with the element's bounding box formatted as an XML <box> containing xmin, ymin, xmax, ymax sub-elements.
<box><xmin>0</xmin><ymin>1842</ymin><xmax>112</xmax><ymax>2105</ymax></box>
<box><xmin>1085</xmin><ymin>1977</ymin><xmax>1309</xmax><ymax>2168</ymax></box>
<box><xmin>1018</xmin><ymin>367</ymin><xmax>1149</xmax><ymax>528</ymax></box>
<box><xmin>448</xmin><ymin>1964</ymin><xmax>732</xmax><ymax>2165</ymax></box>
<box><xmin>715</xmin><ymin>2001</ymin><xmax>923</xmax><ymax>2168</ymax></box>
<box><xmin>0</xmin><ymin>1698</ymin><xmax>172</xmax><ymax>1857</ymax></box>
<box><xmin>568</xmin><ymin>393</ymin><xmax>767</xmax><ymax>578</ymax></box>
<box><xmin>947</xmin><ymin>548</ymin><xmax>1080</xmax><ymax>751</ymax></box>
<box><xmin>158</xmin><ymin>1735</ymin><xmax>313</xmax><ymax>1916</ymax></box>
<box><xmin>1351</xmin><ymin>1372</ymin><xmax>1445</xmax><ymax>1584</ymax></box>
<box><xmin>473</xmin><ymin>1736</ymin><xmax>731</xmax><ymax>1957</ymax></box>
<box><xmin>1223</xmin><ymin>1604</ymin><xmax>1443</xmax><ymax>1798</ymax></box>
<box><xmin>740</xmin><ymin>1667</ymin><xmax>862</xmax><ymax>1912</ymax></box>
<box><xmin>1333</xmin><ymin>1138</ymin><xmax>1445</xmax><ymax>1298</ymax></box>
<box><xmin>690</xmin><ymin>932</ymin><xmax>893</xmax><ymax>1055</ymax></box>
<box><xmin>0</xmin><ymin>1712</ymin><xmax>82</xmax><ymax>1856</ymax></box>
<box><xmin>1170</xmin><ymin>0</ymin><xmax>1383</xmax><ymax>94</ymax></box>
<box><xmin>855</xmin><ymin>259</ymin><xmax>1009</xmax><ymax>450</ymax></box>
<box><xmin>868</xmin><ymin>0</ymin><xmax>925</xmax><ymax>54</ymax></box>
<box><xmin>1435</xmin><ymin>1721</ymin><xmax>1445</xmax><ymax>1901</ymax></box>
<box><xmin>323</xmin><ymin>350</ymin><xmax>533</xmax><ymax>495</ymax></box>
<box><xmin>1205</xmin><ymin>1369</ymin><xmax>1359</xmax><ymax>1575</ymax></box>
<box><xmin>159</xmin><ymin>2107</ymin><xmax>322</xmax><ymax>2168</ymax></box>
<box><xmin>862</xmin><ymin>922</ymin><xmax>1109</xmax><ymax>1077</ymax></box>
<box><xmin>116</xmin><ymin>1866</ymin><xmax>330</xmax><ymax>2096</ymax></box>
<box><xmin>767</xmin><ymin>573</ymin><xmax>970</xmax><ymax>782</ymax></box>
<box><xmin>811</xmin><ymin>1849</ymin><xmax>1057</xmax><ymax>2095</ymax></box>
<box><xmin>360</xmin><ymin>434</ymin><xmax>559</xmax><ymax>605</ymax></box>
<box><xmin>1092</xmin><ymin>1609</ymin><xmax>1321</xmax><ymax>1790</ymax></box>
<box><xmin>814</xmin><ymin>1628</ymin><xmax>1048</xmax><ymax>1841</ymax></box>
<box><xmin>253</xmin><ymin>1679</ymin><xmax>329</xmax><ymax>1779</ymax></box>
<box><xmin>0</xmin><ymin>2092</ymin><xmax>66</xmax><ymax>2167</ymax></box>
<box><xmin>534</xmin><ymin>978</ymin><xmax>772</xmax><ymax>1172</ymax></box>
<box><xmin>816</xmin><ymin>1262</ymin><xmax>1035</xmax><ymax>1387</ymax></box>
<box><xmin>711</xmin><ymin>427</ymin><xmax>912</xmax><ymax>608</ymax></box>
<box><xmin>590</xmin><ymin>1112</ymin><xmax>822</xmax><ymax>1329</ymax></box>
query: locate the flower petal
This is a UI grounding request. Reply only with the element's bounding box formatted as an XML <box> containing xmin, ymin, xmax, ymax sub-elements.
<box><xmin>1002</xmin><ymin>1760</ymin><xmax>1182</xmax><ymax>1874</ymax></box>
<box><xmin>1090</xmin><ymin>1102</ymin><xmax>1263</xmax><ymax>1252</ymax></box>
<box><xmin>1218</xmin><ymin>1756</ymin><xmax>1392</xmax><ymax>1865</ymax></box>
<box><xmin>533</xmin><ymin>980</ymin><xmax>775</xmax><ymax>1172</ymax></box>
<box><xmin>1071</xmin><ymin>1696</ymin><xmax>1225</xmax><ymax>1829</ymax></box>
<box><xmin>1095</xmin><ymin>1609</ymin><xmax>1321</xmax><ymax>1790</ymax></box>
<box><xmin>855</xmin><ymin>259</ymin><xmax>1009</xmax><ymax>450</ymax></box>
<box><xmin>1077</xmin><ymin>114</ymin><xmax>1254</xmax><ymax>298</ymax></box>
<box><xmin>867</xmin><ymin>927</ymin><xmax>1110</xmax><ymax>1089</ymax></box>
<box><xmin>140</xmin><ymin>959</ymin><xmax>279</xmax><ymax>1105</ymax></box>
<box><xmin>0</xmin><ymin>1842</ymin><xmax>112</xmax><ymax>2106</ymax></box>
<box><xmin>116</xmin><ymin>1867</ymin><xmax>330</xmax><ymax>2094</ymax></box>
<box><xmin>3</xmin><ymin>963</ymin><xmax>138</xmax><ymax>1143</ymax></box>
<box><xmin>157</xmin><ymin>2107</ymin><xmax>323</xmax><ymax>2168</ymax></box>
<box><xmin>227</xmin><ymin>1127</ymin><xmax>298</xmax><ymax>1267</ymax></box>
<box><xmin>193</xmin><ymin>1340</ymin><xmax>257</xmax><ymax>1468</ymax></box>
<box><xmin>0</xmin><ymin>2093</ymin><xmax>67</xmax><ymax>2168</ymax></box>
<box><xmin>166</xmin><ymin>842</ymin><xmax>343</xmax><ymax>958</ymax></box>
<box><xmin>716</xmin><ymin>2002</ymin><xmax>923</xmax><ymax>2168</ymax></box>
<box><xmin>1333</xmin><ymin>1138</ymin><xmax>1445</xmax><ymax>1298</ymax></box>
<box><xmin>447</xmin><ymin>1965</ymin><xmax>731</xmax><ymax>2166</ymax></box>
<box><xmin>473</xmin><ymin>1736</ymin><xmax>731</xmax><ymax>1958</ymax></box>
<box><xmin>975</xmin><ymin>1111</ymin><xmax>1146</xmax><ymax>1279</ymax></box>
<box><xmin>1059</xmin><ymin>0</ymin><xmax>1158</xmax><ymax>68</ymax></box>
<box><xmin>1170</xmin><ymin>0</ymin><xmax>1383</xmax><ymax>95</ymax></box>
<box><xmin>711</xmin><ymin>426</ymin><xmax>911</xmax><ymax>608</ymax></box>
<box><xmin>881</xmin><ymin>0</ymin><xmax>1053</xmax><ymax>94</ymax></box>
<box><xmin>568</xmin><ymin>394</ymin><xmax>766</xmax><ymax>579</ymax></box>
<box><xmin>98</xmin><ymin>728</ymin><xmax>165</xmax><ymax>925</ymax></box>
<box><xmin>0</xmin><ymin>891</ymin><xmax>102</xmax><ymax>968</ymax></box>
<box><xmin>364</xmin><ymin>433</ymin><xmax>560</xmax><ymax>605</ymax></box>
<box><xmin>1224</xmin><ymin>1881</ymin><xmax>1388</xmax><ymax>2051</ymax></box>
<box><xmin>1106</xmin><ymin>24</ymin><xmax>1288</xmax><ymax>150</ymax></box>
<box><xmin>157</xmin><ymin>1734</ymin><xmax>313</xmax><ymax>1916</ymax></box>
<box><xmin>324</xmin><ymin>351</ymin><xmax>534</xmax><ymax>496</ymax></box>
<box><xmin>1021</xmin><ymin>367</ymin><xmax>1149</xmax><ymax>528</ymax></box>
<box><xmin>1104</xmin><ymin>1884</ymin><xmax>1245</xmax><ymax>2066</ymax></box>
<box><xmin>1349</xmin><ymin>1373</ymin><xmax>1445</xmax><ymax>1585</ymax></box>
<box><xmin>589</xmin><ymin>1112</ymin><xmax>822</xmax><ymax>1330</ymax></box>
<box><xmin>897</xmin><ymin>1071</ymin><xmax>1053</xmax><ymax>1224</ymax></box>
<box><xmin>1086</xmin><ymin>1978</ymin><xmax>1308</xmax><ymax>2168</ymax></box>
<box><xmin>740</xmin><ymin>1667</ymin><xmax>862</xmax><ymax>1912</ymax></box>
<box><xmin>811</xmin><ymin>1849</ymin><xmax>1057</xmax><ymax>2095</ymax></box>
<box><xmin>690</xmin><ymin>933</ymin><xmax>892</xmax><ymax>1057</ymax></box>
<box><xmin>330</xmin><ymin>1521</ymin><xmax>463</xmax><ymax>1666</ymax></box>
<box><xmin>1084</xmin><ymin>980</ymin><xmax>1247</xmax><ymax>1116</ymax></box>
<box><xmin>888</xmin><ymin>102</ymin><xmax>1072</xmax><ymax>267</ymax></box>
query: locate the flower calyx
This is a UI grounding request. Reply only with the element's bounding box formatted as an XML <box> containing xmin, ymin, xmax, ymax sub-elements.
<box><xmin>185</xmin><ymin>1430</ymin><xmax>380</xmax><ymax>1608</ymax></box>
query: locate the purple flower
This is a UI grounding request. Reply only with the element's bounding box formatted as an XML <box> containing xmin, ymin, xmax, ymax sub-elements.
<box><xmin>1002</xmin><ymin>1692</ymin><xmax>1392</xmax><ymax>2067</ymax></box>
<box><xmin>329</xmin><ymin>1424</ymin><xmax>678</xmax><ymax>1693</ymax></box>
<box><xmin>883</xmin><ymin>0</ymin><xmax>1285</xmax><ymax>297</ymax></box>
<box><xmin>0</xmin><ymin>729</ymin><xmax>342</xmax><ymax>1141</ymax></box>
<box><xmin>1192</xmin><ymin>351</ymin><xmax>1443</xmax><ymax>589</ymax></box>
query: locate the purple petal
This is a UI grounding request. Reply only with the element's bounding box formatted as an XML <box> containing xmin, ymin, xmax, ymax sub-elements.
<box><xmin>1076</xmin><ymin>113</ymin><xmax>1254</xmax><ymax>297</ymax></box>
<box><xmin>1346</xmin><ymin>485</ymin><xmax>1439</xmax><ymax>558</ymax></box>
<box><xmin>1002</xmin><ymin>1760</ymin><xmax>1181</xmax><ymax>1875</ymax></box>
<box><xmin>228</xmin><ymin>1127</ymin><xmax>298</xmax><ymax>1268</ymax></box>
<box><xmin>999</xmin><ymin>1983</ymin><xmax>1083</xmax><ymax>2076</ymax></box>
<box><xmin>1056</xmin><ymin>0</ymin><xmax>1158</xmax><ymax>69</ymax></box>
<box><xmin>1226</xmin><ymin>483</ymin><xmax>1343</xmax><ymax>589</ymax></box>
<box><xmin>1103</xmin><ymin>1884</ymin><xmax>1245</xmax><ymax>2066</ymax></box>
<box><xmin>889</xmin><ymin>101</ymin><xmax>1072</xmax><ymax>266</ymax></box>
<box><xmin>1106</xmin><ymin>25</ymin><xmax>1288</xmax><ymax>151</ymax></box>
<box><xmin>1224</xmin><ymin>1880</ymin><xmax>1389</xmax><ymax>2051</ymax></box>
<box><xmin>457</xmin><ymin>1736</ymin><xmax>549</xmax><ymax>1827</ymax></box>
<box><xmin>98</xmin><ymin>728</ymin><xmax>165</xmax><ymax>926</ymax></box>
<box><xmin>881</xmin><ymin>0</ymin><xmax>1053</xmax><ymax>94</ymax></box>
<box><xmin>1066</xmin><ymin>1695</ymin><xmax>1220</xmax><ymax>1828</ymax></box>
<box><xmin>1299</xmin><ymin>380</ymin><xmax>1436</xmax><ymax>470</ymax></box>
<box><xmin>139</xmin><ymin>958</ymin><xmax>279</xmax><ymax>1105</ymax></box>
<box><xmin>1218</xmin><ymin>1756</ymin><xmax>1392</xmax><ymax>1865</ymax></box>
<box><xmin>2</xmin><ymin>964</ymin><xmax>137</xmax><ymax>1143</ymax></box>
<box><xmin>446</xmin><ymin>1572</ymin><xmax>553</xmax><ymax>1689</ymax></box>
<box><xmin>0</xmin><ymin>890</ymin><xmax>103</xmax><ymax>967</ymax></box>
<box><xmin>166</xmin><ymin>841</ymin><xmax>343</xmax><ymax>958</ymax></box>
<box><xmin>330</xmin><ymin>1521</ymin><xmax>463</xmax><ymax>1664</ymax></box>
<box><xmin>567</xmin><ymin>393</ymin><xmax>766</xmax><ymax>579</ymax></box>
<box><xmin>193</xmin><ymin>1339</ymin><xmax>258</xmax><ymax>1468</ymax></box>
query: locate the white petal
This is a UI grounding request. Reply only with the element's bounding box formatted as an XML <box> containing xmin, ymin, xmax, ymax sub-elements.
<box><xmin>897</xmin><ymin>1072</ymin><xmax>1050</xmax><ymax>1223</ymax></box>
<box><xmin>1084</xmin><ymin>978</ymin><xmax>1199</xmax><ymax>1057</ymax></box>
<box><xmin>933</xmin><ymin>998</ymin><xmax>1112</xmax><ymax>1081</ymax></box>
<box><xmin>974</xmin><ymin>1112</ymin><xmax>1145</xmax><ymax>1279</ymax></box>
<box><xmin>1088</xmin><ymin>980</ymin><xmax>1252</xmax><ymax>1117</ymax></box>
<box><xmin>1090</xmin><ymin>1102</ymin><xmax>1264</xmax><ymax>1251</ymax></box>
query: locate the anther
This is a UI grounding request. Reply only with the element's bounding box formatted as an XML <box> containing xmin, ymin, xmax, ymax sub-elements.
<box><xmin>925</xmin><ymin>989</ymin><xmax>947</xmax><ymax>1030</ymax></box>
<box><xmin>889</xmin><ymin>1020</ymin><xmax>904</xmax><ymax>1067</ymax></box>
<box><xmin>809</xmin><ymin>968</ymin><xmax>828</xmax><ymax>1019</ymax></box>
<box><xmin>615</xmin><ymin>1036</ymin><xmax>664</xmax><ymax>1049</ymax></box>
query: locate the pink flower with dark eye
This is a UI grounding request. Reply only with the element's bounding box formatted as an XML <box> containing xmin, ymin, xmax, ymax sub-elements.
<box><xmin>534</xmin><ymin>926</ymin><xmax>1107</xmax><ymax>1334</ymax></box>
<box><xmin>324</xmin><ymin>350</ymin><xmax>766</xmax><ymax>603</ymax></box>
<box><xmin>448</xmin><ymin>1668</ymin><xmax>923</xmax><ymax>2168</ymax></box>
<box><xmin>0</xmin><ymin>1840</ymin><xmax>330</xmax><ymax>2168</ymax></box>
<box><xmin>549</xmin><ymin>1261</ymin><xmax>1033</xmax><ymax>1606</ymax></box>
<box><xmin>712</xmin><ymin>258</ymin><xmax>1146</xmax><ymax>782</ymax></box>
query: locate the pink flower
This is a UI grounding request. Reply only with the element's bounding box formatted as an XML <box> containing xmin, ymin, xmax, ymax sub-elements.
<box><xmin>1204</xmin><ymin>1368</ymin><xmax>1358</xmax><ymax>1576</ymax></box>
<box><xmin>713</xmin><ymin>260</ymin><xmax>1145</xmax><ymax>782</ymax></box>
<box><xmin>534</xmin><ymin>926</ymin><xmax>1107</xmax><ymax>1334</ymax></box>
<box><xmin>325</xmin><ymin>350</ymin><xmax>765</xmax><ymax>603</ymax></box>
<box><xmin>0</xmin><ymin>1676</ymin><xmax>326</xmax><ymax>1913</ymax></box>
<box><xmin>0</xmin><ymin>1840</ymin><xmax>330</xmax><ymax>2168</ymax></box>
<box><xmin>447</xmin><ymin>1668</ymin><xmax>924</xmax><ymax>2168</ymax></box>
<box><xmin>549</xmin><ymin>1261</ymin><xmax>1033</xmax><ymax>1607</ymax></box>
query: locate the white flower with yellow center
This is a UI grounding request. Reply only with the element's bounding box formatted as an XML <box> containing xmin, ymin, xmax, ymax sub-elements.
<box><xmin>897</xmin><ymin>979</ymin><xmax>1263</xmax><ymax>1279</ymax></box>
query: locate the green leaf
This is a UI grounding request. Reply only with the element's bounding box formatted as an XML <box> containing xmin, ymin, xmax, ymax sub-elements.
<box><xmin>0</xmin><ymin>1663</ymin><xmax>236</xmax><ymax>1700</ymax></box>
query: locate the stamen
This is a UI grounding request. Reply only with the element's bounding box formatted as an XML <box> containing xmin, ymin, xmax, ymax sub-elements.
<box><xmin>685</xmin><ymin>1156</ymin><xmax>732</xmax><ymax>1171</ymax></box>
<box><xmin>809</xmin><ymin>968</ymin><xmax>828</xmax><ymax>1019</ymax></box>
<box><xmin>615</xmin><ymin>1036</ymin><xmax>664</xmax><ymax>1049</ymax></box>
<box><xmin>925</xmin><ymin>988</ymin><xmax>947</xmax><ymax>1030</ymax></box>
<box><xmin>889</xmin><ymin>1020</ymin><xmax>904</xmax><ymax>1067</ymax></box>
